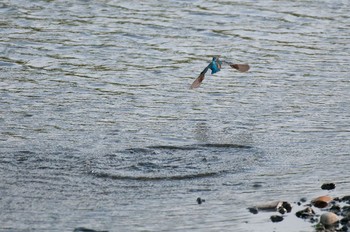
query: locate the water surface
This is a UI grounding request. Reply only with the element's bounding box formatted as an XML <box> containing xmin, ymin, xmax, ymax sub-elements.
<box><xmin>1</xmin><ymin>0</ymin><xmax>350</xmax><ymax>231</ymax></box>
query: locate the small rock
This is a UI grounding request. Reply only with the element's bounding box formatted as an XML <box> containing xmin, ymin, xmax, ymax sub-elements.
<box><xmin>341</xmin><ymin>211</ymin><xmax>350</xmax><ymax>226</ymax></box>
<box><xmin>340</xmin><ymin>217</ymin><xmax>349</xmax><ymax>226</ymax></box>
<box><xmin>321</xmin><ymin>183</ymin><xmax>336</xmax><ymax>190</ymax></box>
<box><xmin>310</xmin><ymin>217</ymin><xmax>318</xmax><ymax>224</ymax></box>
<box><xmin>282</xmin><ymin>201</ymin><xmax>292</xmax><ymax>213</ymax></box>
<box><xmin>254</xmin><ymin>201</ymin><xmax>292</xmax><ymax>213</ymax></box>
<box><xmin>343</xmin><ymin>206</ymin><xmax>350</xmax><ymax>215</ymax></box>
<box><xmin>278</xmin><ymin>206</ymin><xmax>287</xmax><ymax>214</ymax></box>
<box><xmin>296</xmin><ymin>206</ymin><xmax>316</xmax><ymax>219</ymax></box>
<box><xmin>247</xmin><ymin>207</ymin><xmax>259</xmax><ymax>214</ymax></box>
<box><xmin>196</xmin><ymin>197</ymin><xmax>205</xmax><ymax>204</ymax></box>
<box><xmin>255</xmin><ymin>201</ymin><xmax>280</xmax><ymax>211</ymax></box>
<box><xmin>342</xmin><ymin>196</ymin><xmax>350</xmax><ymax>204</ymax></box>
<box><xmin>320</xmin><ymin>212</ymin><xmax>339</xmax><ymax>227</ymax></box>
<box><xmin>312</xmin><ymin>196</ymin><xmax>333</xmax><ymax>208</ymax></box>
<box><xmin>329</xmin><ymin>204</ymin><xmax>341</xmax><ymax>215</ymax></box>
<box><xmin>297</xmin><ymin>198</ymin><xmax>307</xmax><ymax>206</ymax></box>
<box><xmin>270</xmin><ymin>215</ymin><xmax>284</xmax><ymax>223</ymax></box>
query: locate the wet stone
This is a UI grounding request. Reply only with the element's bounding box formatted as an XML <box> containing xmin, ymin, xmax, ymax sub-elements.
<box><xmin>282</xmin><ymin>201</ymin><xmax>292</xmax><ymax>213</ymax></box>
<box><xmin>254</xmin><ymin>201</ymin><xmax>292</xmax><ymax>213</ymax></box>
<box><xmin>196</xmin><ymin>197</ymin><xmax>205</xmax><ymax>204</ymax></box>
<box><xmin>270</xmin><ymin>215</ymin><xmax>284</xmax><ymax>223</ymax></box>
<box><xmin>248</xmin><ymin>207</ymin><xmax>259</xmax><ymax>214</ymax></box>
<box><xmin>329</xmin><ymin>204</ymin><xmax>342</xmax><ymax>215</ymax></box>
<box><xmin>343</xmin><ymin>206</ymin><xmax>350</xmax><ymax>215</ymax></box>
<box><xmin>321</xmin><ymin>183</ymin><xmax>336</xmax><ymax>190</ymax></box>
<box><xmin>341</xmin><ymin>212</ymin><xmax>350</xmax><ymax>227</ymax></box>
<box><xmin>296</xmin><ymin>206</ymin><xmax>316</xmax><ymax>219</ymax></box>
<box><xmin>310</xmin><ymin>217</ymin><xmax>318</xmax><ymax>224</ymax></box>
<box><xmin>278</xmin><ymin>206</ymin><xmax>287</xmax><ymax>214</ymax></box>
<box><xmin>342</xmin><ymin>196</ymin><xmax>350</xmax><ymax>204</ymax></box>
<box><xmin>340</xmin><ymin>217</ymin><xmax>349</xmax><ymax>226</ymax></box>
<box><xmin>312</xmin><ymin>196</ymin><xmax>333</xmax><ymax>208</ymax></box>
<box><xmin>320</xmin><ymin>212</ymin><xmax>339</xmax><ymax>228</ymax></box>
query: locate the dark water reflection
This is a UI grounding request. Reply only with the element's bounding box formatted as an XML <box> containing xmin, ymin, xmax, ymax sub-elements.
<box><xmin>1</xmin><ymin>0</ymin><xmax>350</xmax><ymax>231</ymax></box>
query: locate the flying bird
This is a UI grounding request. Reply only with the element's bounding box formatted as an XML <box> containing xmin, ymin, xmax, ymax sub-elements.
<box><xmin>190</xmin><ymin>56</ymin><xmax>250</xmax><ymax>89</ymax></box>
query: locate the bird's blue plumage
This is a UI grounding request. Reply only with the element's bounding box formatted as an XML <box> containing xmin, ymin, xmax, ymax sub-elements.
<box><xmin>190</xmin><ymin>56</ymin><xmax>250</xmax><ymax>89</ymax></box>
<box><xmin>209</xmin><ymin>57</ymin><xmax>222</xmax><ymax>74</ymax></box>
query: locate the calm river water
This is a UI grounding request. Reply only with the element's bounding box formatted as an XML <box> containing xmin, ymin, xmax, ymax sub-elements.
<box><xmin>1</xmin><ymin>0</ymin><xmax>350</xmax><ymax>231</ymax></box>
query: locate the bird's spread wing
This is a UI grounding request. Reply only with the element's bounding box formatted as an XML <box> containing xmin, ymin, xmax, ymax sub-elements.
<box><xmin>190</xmin><ymin>65</ymin><xmax>210</xmax><ymax>89</ymax></box>
<box><xmin>230</xmin><ymin>63</ymin><xmax>250</xmax><ymax>72</ymax></box>
<box><xmin>223</xmin><ymin>61</ymin><xmax>250</xmax><ymax>72</ymax></box>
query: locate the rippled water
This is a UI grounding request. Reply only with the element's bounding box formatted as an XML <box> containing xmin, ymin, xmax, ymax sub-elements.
<box><xmin>1</xmin><ymin>0</ymin><xmax>350</xmax><ymax>231</ymax></box>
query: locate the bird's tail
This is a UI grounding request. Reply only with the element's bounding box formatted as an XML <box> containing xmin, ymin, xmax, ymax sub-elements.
<box><xmin>190</xmin><ymin>72</ymin><xmax>205</xmax><ymax>89</ymax></box>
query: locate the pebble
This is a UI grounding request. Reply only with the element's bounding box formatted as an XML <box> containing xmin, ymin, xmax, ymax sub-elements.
<box><xmin>340</xmin><ymin>217</ymin><xmax>349</xmax><ymax>226</ymax></box>
<box><xmin>248</xmin><ymin>207</ymin><xmax>258</xmax><ymax>214</ymax></box>
<box><xmin>321</xmin><ymin>183</ymin><xmax>336</xmax><ymax>190</ymax></box>
<box><xmin>312</xmin><ymin>196</ymin><xmax>333</xmax><ymax>208</ymax></box>
<box><xmin>197</xmin><ymin>197</ymin><xmax>205</xmax><ymax>204</ymax></box>
<box><xmin>329</xmin><ymin>204</ymin><xmax>341</xmax><ymax>215</ymax></box>
<box><xmin>320</xmin><ymin>212</ymin><xmax>339</xmax><ymax>227</ymax></box>
<box><xmin>270</xmin><ymin>215</ymin><xmax>284</xmax><ymax>223</ymax></box>
<box><xmin>253</xmin><ymin>201</ymin><xmax>280</xmax><ymax>212</ymax></box>
<box><xmin>281</xmin><ymin>201</ymin><xmax>292</xmax><ymax>213</ymax></box>
<box><xmin>297</xmin><ymin>197</ymin><xmax>307</xmax><ymax>206</ymax></box>
<box><xmin>342</xmin><ymin>196</ymin><xmax>350</xmax><ymax>204</ymax></box>
<box><xmin>343</xmin><ymin>206</ymin><xmax>350</xmax><ymax>214</ymax></box>
<box><xmin>254</xmin><ymin>201</ymin><xmax>292</xmax><ymax>213</ymax></box>
<box><xmin>278</xmin><ymin>206</ymin><xmax>287</xmax><ymax>214</ymax></box>
<box><xmin>296</xmin><ymin>206</ymin><xmax>315</xmax><ymax>219</ymax></box>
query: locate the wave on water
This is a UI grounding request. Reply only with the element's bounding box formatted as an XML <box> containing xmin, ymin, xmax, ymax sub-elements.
<box><xmin>89</xmin><ymin>170</ymin><xmax>222</xmax><ymax>181</ymax></box>
<box><xmin>200</xmin><ymin>143</ymin><xmax>252</xmax><ymax>149</ymax></box>
<box><xmin>147</xmin><ymin>143</ymin><xmax>252</xmax><ymax>150</ymax></box>
<box><xmin>87</xmin><ymin>143</ymin><xmax>256</xmax><ymax>182</ymax></box>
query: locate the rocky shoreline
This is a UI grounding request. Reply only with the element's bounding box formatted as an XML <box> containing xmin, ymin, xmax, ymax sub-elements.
<box><xmin>73</xmin><ymin>183</ymin><xmax>349</xmax><ymax>232</ymax></box>
<box><xmin>247</xmin><ymin>183</ymin><xmax>350</xmax><ymax>231</ymax></box>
